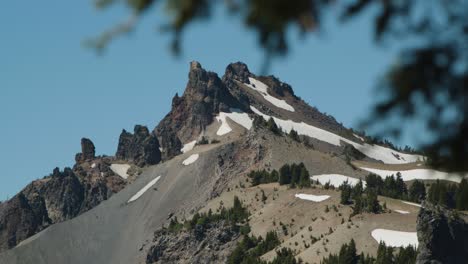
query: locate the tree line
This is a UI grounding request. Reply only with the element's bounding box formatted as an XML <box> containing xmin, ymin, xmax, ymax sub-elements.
<box><xmin>321</xmin><ymin>239</ymin><xmax>417</xmax><ymax>264</ymax></box>
<box><xmin>365</xmin><ymin>173</ymin><xmax>427</xmax><ymax>203</ymax></box>
<box><xmin>228</xmin><ymin>231</ymin><xmax>301</xmax><ymax>264</ymax></box>
<box><xmin>168</xmin><ymin>196</ymin><xmax>250</xmax><ymax>235</ymax></box>
<box><xmin>427</xmin><ymin>179</ymin><xmax>468</xmax><ymax>210</ymax></box>
<box><xmin>248</xmin><ymin>163</ymin><xmax>311</xmax><ymax>188</ymax></box>
<box><xmin>339</xmin><ymin>180</ymin><xmax>382</xmax><ymax>215</ymax></box>
<box><xmin>338</xmin><ymin>173</ymin><xmax>428</xmax><ymax>215</ymax></box>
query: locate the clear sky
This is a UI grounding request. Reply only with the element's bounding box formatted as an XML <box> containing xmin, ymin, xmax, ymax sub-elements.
<box><xmin>0</xmin><ymin>2</ymin><xmax>418</xmax><ymax>200</ymax></box>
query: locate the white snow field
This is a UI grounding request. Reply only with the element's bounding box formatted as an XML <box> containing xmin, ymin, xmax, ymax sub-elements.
<box><xmin>295</xmin><ymin>193</ymin><xmax>330</xmax><ymax>202</ymax></box>
<box><xmin>310</xmin><ymin>174</ymin><xmax>366</xmax><ymax>188</ymax></box>
<box><xmin>245</xmin><ymin>78</ymin><xmax>295</xmax><ymax>112</ymax></box>
<box><xmin>360</xmin><ymin>167</ymin><xmax>466</xmax><ymax>183</ymax></box>
<box><xmin>110</xmin><ymin>164</ymin><xmax>131</xmax><ymax>179</ymax></box>
<box><xmin>127</xmin><ymin>176</ymin><xmax>161</xmax><ymax>203</ymax></box>
<box><xmin>215</xmin><ymin>109</ymin><xmax>253</xmax><ymax>136</ymax></box>
<box><xmin>182</xmin><ymin>154</ymin><xmax>199</xmax><ymax>165</ymax></box>
<box><xmin>402</xmin><ymin>201</ymin><xmax>422</xmax><ymax>207</ymax></box>
<box><xmin>394</xmin><ymin>210</ymin><xmax>410</xmax><ymax>214</ymax></box>
<box><xmin>371</xmin><ymin>229</ymin><xmax>418</xmax><ymax>247</ymax></box>
<box><xmin>181</xmin><ymin>140</ymin><xmax>197</xmax><ymax>153</ymax></box>
<box><xmin>250</xmin><ymin>106</ymin><xmax>423</xmax><ymax>164</ymax></box>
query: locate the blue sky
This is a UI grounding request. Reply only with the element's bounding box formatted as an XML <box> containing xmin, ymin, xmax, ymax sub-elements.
<box><xmin>0</xmin><ymin>2</ymin><xmax>418</xmax><ymax>199</ymax></box>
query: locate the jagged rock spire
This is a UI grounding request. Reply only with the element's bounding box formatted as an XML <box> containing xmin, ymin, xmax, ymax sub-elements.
<box><xmin>75</xmin><ymin>138</ymin><xmax>95</xmax><ymax>163</ymax></box>
<box><xmin>223</xmin><ymin>62</ymin><xmax>251</xmax><ymax>83</ymax></box>
<box><xmin>116</xmin><ymin>125</ymin><xmax>161</xmax><ymax>167</ymax></box>
<box><xmin>155</xmin><ymin>61</ymin><xmax>243</xmax><ymax>160</ymax></box>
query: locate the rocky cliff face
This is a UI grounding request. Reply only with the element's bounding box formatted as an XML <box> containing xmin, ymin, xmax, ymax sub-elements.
<box><xmin>155</xmin><ymin>61</ymin><xmax>243</xmax><ymax>160</ymax></box>
<box><xmin>0</xmin><ymin>139</ymin><xmax>126</xmax><ymax>252</ymax></box>
<box><xmin>416</xmin><ymin>202</ymin><xmax>468</xmax><ymax>264</ymax></box>
<box><xmin>145</xmin><ymin>221</ymin><xmax>240</xmax><ymax>264</ymax></box>
<box><xmin>116</xmin><ymin>125</ymin><xmax>161</xmax><ymax>167</ymax></box>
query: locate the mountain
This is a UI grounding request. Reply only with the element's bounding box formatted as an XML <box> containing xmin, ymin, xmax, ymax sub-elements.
<box><xmin>0</xmin><ymin>61</ymin><xmax>466</xmax><ymax>264</ymax></box>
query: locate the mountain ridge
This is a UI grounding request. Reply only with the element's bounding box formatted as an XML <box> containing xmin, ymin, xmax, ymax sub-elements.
<box><xmin>0</xmin><ymin>61</ymin><xmax>436</xmax><ymax>263</ymax></box>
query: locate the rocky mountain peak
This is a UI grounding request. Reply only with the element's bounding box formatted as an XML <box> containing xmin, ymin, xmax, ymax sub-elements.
<box><xmin>223</xmin><ymin>62</ymin><xmax>251</xmax><ymax>83</ymax></box>
<box><xmin>116</xmin><ymin>125</ymin><xmax>161</xmax><ymax>167</ymax></box>
<box><xmin>75</xmin><ymin>138</ymin><xmax>95</xmax><ymax>163</ymax></box>
<box><xmin>155</xmin><ymin>62</ymin><xmax>243</xmax><ymax>159</ymax></box>
<box><xmin>190</xmin><ymin>60</ymin><xmax>202</xmax><ymax>70</ymax></box>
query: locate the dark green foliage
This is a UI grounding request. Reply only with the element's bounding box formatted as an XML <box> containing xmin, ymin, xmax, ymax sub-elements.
<box><xmin>168</xmin><ymin>216</ymin><xmax>184</xmax><ymax>233</ymax></box>
<box><xmin>288</xmin><ymin>129</ymin><xmax>300</xmax><ymax>142</ymax></box>
<box><xmin>408</xmin><ymin>180</ymin><xmax>426</xmax><ymax>203</ymax></box>
<box><xmin>270</xmin><ymin>247</ymin><xmax>300</xmax><ymax>264</ymax></box>
<box><xmin>279</xmin><ymin>165</ymin><xmax>291</xmax><ymax>185</ymax></box>
<box><xmin>261</xmin><ymin>190</ymin><xmax>267</xmax><ymax>203</ymax></box>
<box><xmin>394</xmin><ymin>245</ymin><xmax>417</xmax><ymax>264</ymax></box>
<box><xmin>321</xmin><ymin>239</ymin><xmax>359</xmax><ymax>264</ymax></box>
<box><xmin>364</xmin><ymin>190</ymin><xmax>381</xmax><ymax>214</ymax></box>
<box><xmin>267</xmin><ymin>118</ymin><xmax>281</xmax><ymax>135</ymax></box>
<box><xmin>364</xmin><ymin>173</ymin><xmax>408</xmax><ymax>200</ymax></box>
<box><xmin>253</xmin><ymin>115</ymin><xmax>268</xmax><ymax>129</ymax></box>
<box><xmin>455</xmin><ymin>179</ymin><xmax>468</xmax><ymax>210</ymax></box>
<box><xmin>210</xmin><ymin>139</ymin><xmax>220</xmax><ymax>144</ymax></box>
<box><xmin>339</xmin><ymin>180</ymin><xmax>381</xmax><ymax>215</ymax></box>
<box><xmin>197</xmin><ymin>136</ymin><xmax>209</xmax><ymax>145</ymax></box>
<box><xmin>249</xmin><ymin>163</ymin><xmax>310</xmax><ymax>188</ymax></box>
<box><xmin>340</xmin><ymin>181</ymin><xmax>352</xmax><ymax>205</ymax></box>
<box><xmin>365</xmin><ymin>174</ymin><xmax>384</xmax><ymax>194</ymax></box>
<box><xmin>248</xmin><ymin>169</ymin><xmax>278</xmax><ymax>186</ymax></box>
<box><xmin>227</xmin><ymin>231</ymin><xmax>281</xmax><ymax>264</ymax></box>
<box><xmin>279</xmin><ymin>163</ymin><xmax>311</xmax><ymax>188</ymax></box>
<box><xmin>321</xmin><ymin>240</ymin><xmax>417</xmax><ymax>264</ymax></box>
<box><xmin>175</xmin><ymin>196</ymin><xmax>249</xmax><ymax>232</ymax></box>
<box><xmin>252</xmin><ymin>115</ymin><xmax>282</xmax><ymax>135</ymax></box>
<box><xmin>375</xmin><ymin>242</ymin><xmax>394</xmax><ymax>264</ymax></box>
<box><xmin>426</xmin><ymin>179</ymin><xmax>468</xmax><ymax>210</ymax></box>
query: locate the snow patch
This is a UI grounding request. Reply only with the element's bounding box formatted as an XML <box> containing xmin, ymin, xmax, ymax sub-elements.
<box><xmin>182</xmin><ymin>154</ymin><xmax>199</xmax><ymax>165</ymax></box>
<box><xmin>245</xmin><ymin>78</ymin><xmax>295</xmax><ymax>112</ymax></box>
<box><xmin>91</xmin><ymin>163</ymin><xmax>96</xmax><ymax>169</ymax></box>
<box><xmin>295</xmin><ymin>193</ymin><xmax>330</xmax><ymax>202</ymax></box>
<box><xmin>402</xmin><ymin>201</ymin><xmax>422</xmax><ymax>208</ymax></box>
<box><xmin>311</xmin><ymin>174</ymin><xmax>366</xmax><ymax>188</ymax></box>
<box><xmin>128</xmin><ymin>176</ymin><xmax>161</xmax><ymax>203</ymax></box>
<box><xmin>181</xmin><ymin>140</ymin><xmax>197</xmax><ymax>153</ymax></box>
<box><xmin>250</xmin><ymin>106</ymin><xmax>423</xmax><ymax>164</ymax></box>
<box><xmin>394</xmin><ymin>210</ymin><xmax>410</xmax><ymax>214</ymax></box>
<box><xmin>371</xmin><ymin>229</ymin><xmax>418</xmax><ymax>247</ymax></box>
<box><xmin>360</xmin><ymin>167</ymin><xmax>466</xmax><ymax>183</ymax></box>
<box><xmin>110</xmin><ymin>164</ymin><xmax>131</xmax><ymax>179</ymax></box>
<box><xmin>353</xmin><ymin>133</ymin><xmax>365</xmax><ymax>142</ymax></box>
<box><xmin>215</xmin><ymin>109</ymin><xmax>252</xmax><ymax>136</ymax></box>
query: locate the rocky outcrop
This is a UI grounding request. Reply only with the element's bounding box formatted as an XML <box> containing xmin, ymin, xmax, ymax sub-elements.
<box><xmin>416</xmin><ymin>202</ymin><xmax>468</xmax><ymax>264</ymax></box>
<box><xmin>145</xmin><ymin>221</ymin><xmax>240</xmax><ymax>264</ymax></box>
<box><xmin>0</xmin><ymin>168</ymin><xmax>82</xmax><ymax>251</ymax></box>
<box><xmin>116</xmin><ymin>125</ymin><xmax>161</xmax><ymax>167</ymax></box>
<box><xmin>0</xmin><ymin>138</ymin><xmax>127</xmax><ymax>252</ymax></box>
<box><xmin>155</xmin><ymin>61</ymin><xmax>241</xmax><ymax>160</ymax></box>
<box><xmin>75</xmin><ymin>138</ymin><xmax>95</xmax><ymax>163</ymax></box>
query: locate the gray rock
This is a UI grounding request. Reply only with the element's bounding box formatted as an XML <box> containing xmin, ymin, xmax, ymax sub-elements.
<box><xmin>116</xmin><ymin>125</ymin><xmax>161</xmax><ymax>167</ymax></box>
<box><xmin>75</xmin><ymin>138</ymin><xmax>95</xmax><ymax>163</ymax></box>
<box><xmin>416</xmin><ymin>202</ymin><xmax>468</xmax><ymax>264</ymax></box>
<box><xmin>155</xmin><ymin>61</ymin><xmax>241</xmax><ymax>160</ymax></box>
